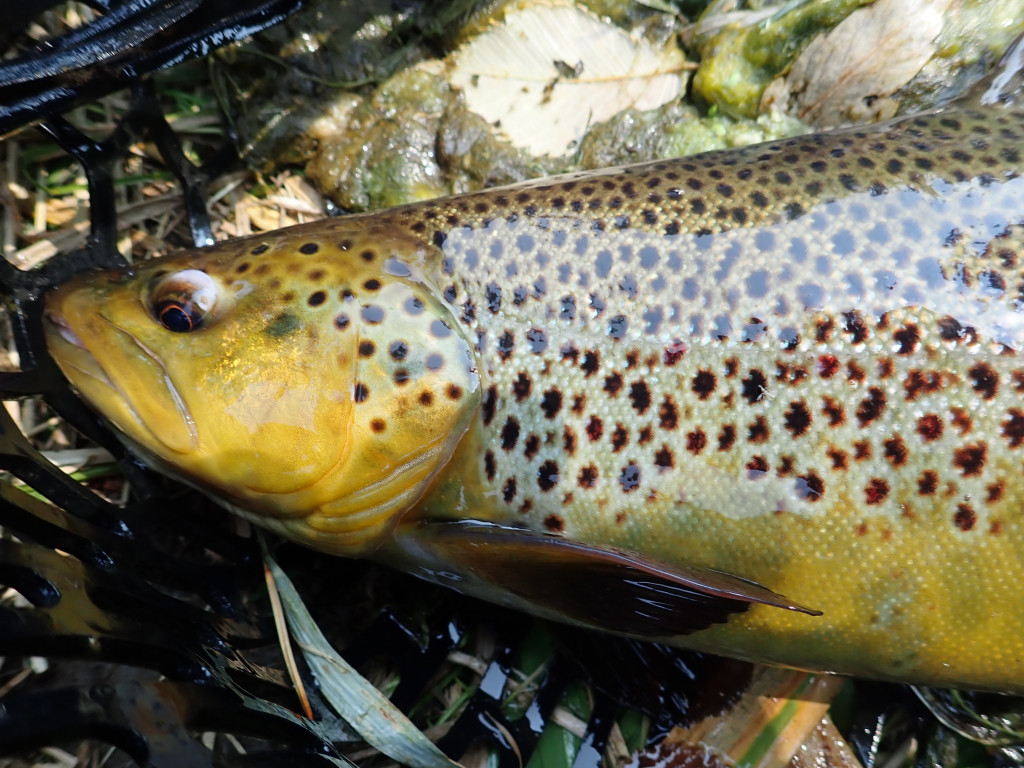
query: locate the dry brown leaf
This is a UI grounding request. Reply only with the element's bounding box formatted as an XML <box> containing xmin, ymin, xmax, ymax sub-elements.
<box><xmin>760</xmin><ymin>0</ymin><xmax>951</xmax><ymax>128</ymax></box>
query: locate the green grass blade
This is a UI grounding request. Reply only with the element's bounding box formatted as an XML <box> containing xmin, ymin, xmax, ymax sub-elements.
<box><xmin>266</xmin><ymin>553</ymin><xmax>463</xmax><ymax>768</ymax></box>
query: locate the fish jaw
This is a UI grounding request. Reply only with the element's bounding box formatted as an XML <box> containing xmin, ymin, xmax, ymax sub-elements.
<box><xmin>45</xmin><ymin>273</ymin><xmax>200</xmax><ymax>457</ymax></box>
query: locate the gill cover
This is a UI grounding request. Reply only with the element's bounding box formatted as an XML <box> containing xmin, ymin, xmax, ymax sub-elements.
<box><xmin>44</xmin><ymin>222</ymin><xmax>480</xmax><ymax>555</ymax></box>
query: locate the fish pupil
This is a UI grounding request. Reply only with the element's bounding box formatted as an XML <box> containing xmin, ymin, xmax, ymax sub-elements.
<box><xmin>156</xmin><ymin>301</ymin><xmax>201</xmax><ymax>333</ymax></box>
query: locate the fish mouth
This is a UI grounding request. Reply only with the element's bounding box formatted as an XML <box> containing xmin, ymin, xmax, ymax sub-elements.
<box><xmin>48</xmin><ymin>311</ymin><xmax>87</xmax><ymax>350</ymax></box>
<box><xmin>45</xmin><ymin>309</ymin><xmax>117</xmax><ymax>391</ymax></box>
<box><xmin>44</xmin><ymin>306</ymin><xmax>199</xmax><ymax>455</ymax></box>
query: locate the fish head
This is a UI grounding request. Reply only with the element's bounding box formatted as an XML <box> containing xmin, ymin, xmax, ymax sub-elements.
<box><xmin>44</xmin><ymin>221</ymin><xmax>480</xmax><ymax>555</ymax></box>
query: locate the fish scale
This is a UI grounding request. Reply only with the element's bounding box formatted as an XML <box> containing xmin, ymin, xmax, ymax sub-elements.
<box><xmin>409</xmin><ymin>111</ymin><xmax>1024</xmax><ymax>683</ymax></box>
<box><xmin>43</xmin><ymin>38</ymin><xmax>1024</xmax><ymax>691</ymax></box>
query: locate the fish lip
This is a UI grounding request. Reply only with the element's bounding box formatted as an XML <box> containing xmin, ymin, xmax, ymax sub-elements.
<box><xmin>45</xmin><ymin>309</ymin><xmax>116</xmax><ymax>390</ymax></box>
<box><xmin>47</xmin><ymin>310</ymin><xmax>88</xmax><ymax>351</ymax></box>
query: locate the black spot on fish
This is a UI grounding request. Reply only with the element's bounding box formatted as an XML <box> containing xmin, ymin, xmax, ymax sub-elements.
<box><xmin>856</xmin><ymin>387</ymin><xmax>886</xmax><ymax>425</ymax></box>
<box><xmin>498</xmin><ymin>331</ymin><xmax>515</xmax><ymax>361</ymax></box>
<box><xmin>560</xmin><ymin>295</ymin><xmax>576</xmax><ymax>321</ymax></box>
<box><xmin>628</xmin><ymin>381</ymin><xmax>651</xmax><ymax>415</ymax></box>
<box><xmin>482</xmin><ymin>386</ymin><xmax>497</xmax><ymax>425</ymax></box>
<box><xmin>894</xmin><ymin>324</ymin><xmax>920</xmax><ymax>354</ymax></box>
<box><xmin>795</xmin><ymin>472</ymin><xmax>824</xmax><ymax>501</ymax></box>
<box><xmin>541</xmin><ymin>389</ymin><xmax>563</xmax><ymax>419</ymax></box>
<box><xmin>503</xmin><ymin>477</ymin><xmax>517</xmax><ymax>502</ymax></box>
<box><xmin>527</xmin><ymin>328</ymin><xmax>548</xmax><ymax>353</ymax></box>
<box><xmin>513</xmin><ymin>372</ymin><xmax>532</xmax><ymax>402</ymax></box>
<box><xmin>538</xmin><ymin>460</ymin><xmax>559</xmax><ymax>491</ymax></box>
<box><xmin>501</xmin><ymin>417</ymin><xmax>521</xmax><ymax>450</ymax></box>
<box><xmin>969</xmin><ymin>362</ymin><xmax>999</xmax><ymax>400</ymax></box>
<box><xmin>742</xmin><ymin>369</ymin><xmax>767</xmax><ymax>404</ymax></box>
<box><xmin>486</xmin><ymin>283</ymin><xmax>502</xmax><ymax>313</ymax></box>
<box><xmin>784</xmin><ymin>401</ymin><xmax>812</xmax><ymax>437</ymax></box>
<box><xmin>618</xmin><ymin>462</ymin><xmax>641</xmax><ymax>492</ymax></box>
<box><xmin>389</xmin><ymin>341</ymin><xmax>408</xmax><ymax>361</ymax></box>
<box><xmin>692</xmin><ymin>369</ymin><xmax>716</xmax><ymax>400</ymax></box>
<box><xmin>608</xmin><ymin>315</ymin><xmax>628</xmax><ymax>339</ymax></box>
<box><xmin>718</xmin><ymin>424</ymin><xmax>736</xmax><ymax>451</ymax></box>
<box><xmin>543</xmin><ymin>514</ymin><xmax>564</xmax><ymax>531</ymax></box>
<box><xmin>604</xmin><ymin>372</ymin><xmax>623</xmax><ymax>396</ymax></box>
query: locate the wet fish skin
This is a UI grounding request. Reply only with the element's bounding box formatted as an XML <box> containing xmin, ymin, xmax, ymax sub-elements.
<box><xmin>44</xmin><ymin>38</ymin><xmax>1024</xmax><ymax>692</ymax></box>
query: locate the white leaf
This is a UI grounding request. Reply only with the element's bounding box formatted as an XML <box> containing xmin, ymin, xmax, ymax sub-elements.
<box><xmin>449</xmin><ymin>2</ymin><xmax>687</xmax><ymax>157</ymax></box>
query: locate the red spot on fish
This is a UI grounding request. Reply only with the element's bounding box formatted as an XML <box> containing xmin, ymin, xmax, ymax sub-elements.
<box><xmin>822</xmin><ymin>397</ymin><xmax>845</xmax><ymax>426</ymax></box>
<box><xmin>611</xmin><ymin>424</ymin><xmax>629</xmax><ymax>452</ymax></box>
<box><xmin>776</xmin><ymin>456</ymin><xmax>795</xmax><ymax>477</ymax></box>
<box><xmin>953</xmin><ymin>442</ymin><xmax>986</xmax><ymax>476</ymax></box>
<box><xmin>687</xmin><ymin>429</ymin><xmax>707</xmax><ymax>454</ymax></box>
<box><xmin>904</xmin><ymin>370</ymin><xmax>943</xmax><ymax>401</ymax></box>
<box><xmin>747</xmin><ymin>455</ymin><xmax>769</xmax><ymax>478</ymax></box>
<box><xmin>954</xmin><ymin>504</ymin><xmax>976</xmax><ymax>532</ymax></box>
<box><xmin>916</xmin><ymin>413</ymin><xmax>942</xmax><ymax>442</ymax></box>
<box><xmin>883</xmin><ymin>435</ymin><xmax>908</xmax><ymax>466</ymax></box>
<box><xmin>827</xmin><ymin>446</ymin><xmax>847</xmax><ymax>470</ymax></box>
<box><xmin>717</xmin><ymin>424</ymin><xmax>736</xmax><ymax>451</ymax></box>
<box><xmin>950</xmin><ymin>407</ymin><xmax>972</xmax><ymax>435</ymax></box>
<box><xmin>663</xmin><ymin>340</ymin><xmax>687</xmax><ymax>365</ymax></box>
<box><xmin>659</xmin><ymin>395</ymin><xmax>679</xmax><ymax>430</ymax></box>
<box><xmin>986</xmin><ymin>482</ymin><xmax>1005</xmax><ymax>503</ymax></box>
<box><xmin>747</xmin><ymin>416</ymin><xmax>770</xmax><ymax>444</ymax></box>
<box><xmin>865</xmin><ymin>478</ymin><xmax>889</xmax><ymax>504</ymax></box>
<box><xmin>817</xmin><ymin>355</ymin><xmax>840</xmax><ymax>378</ymax></box>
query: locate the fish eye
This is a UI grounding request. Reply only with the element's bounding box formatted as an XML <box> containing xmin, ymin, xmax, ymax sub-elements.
<box><xmin>149</xmin><ymin>269</ymin><xmax>218</xmax><ymax>333</ymax></box>
<box><xmin>155</xmin><ymin>300</ymin><xmax>204</xmax><ymax>332</ymax></box>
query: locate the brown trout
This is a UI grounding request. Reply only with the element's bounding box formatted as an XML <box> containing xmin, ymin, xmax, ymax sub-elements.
<box><xmin>44</xmin><ymin>38</ymin><xmax>1024</xmax><ymax>692</ymax></box>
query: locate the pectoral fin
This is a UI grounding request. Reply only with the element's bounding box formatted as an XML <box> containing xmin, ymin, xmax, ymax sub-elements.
<box><xmin>387</xmin><ymin>521</ymin><xmax>820</xmax><ymax>637</ymax></box>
